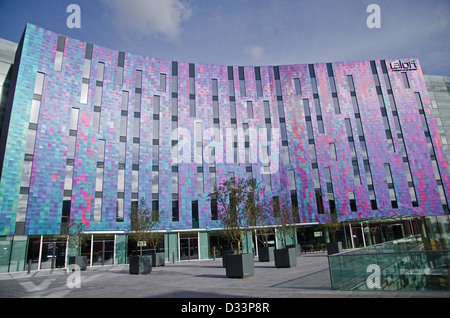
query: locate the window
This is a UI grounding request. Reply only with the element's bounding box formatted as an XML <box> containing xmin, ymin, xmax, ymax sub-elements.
<box><xmin>152</xmin><ymin>171</ymin><xmax>159</xmax><ymax>194</ymax></box>
<box><xmin>228</xmin><ymin>66</ymin><xmax>235</xmax><ymax>97</ymax></box>
<box><xmin>96</xmin><ymin>62</ymin><xmax>105</xmax><ymax>83</ymax></box>
<box><xmin>274</xmin><ymin>66</ymin><xmax>282</xmax><ymax>96</ymax></box>
<box><xmin>94</xmin><ymin>86</ymin><xmax>103</xmax><ymax>107</ymax></box>
<box><xmin>282</xmin><ymin>144</ymin><xmax>290</xmax><ymax>167</ymax></box>
<box><xmin>255</xmin><ymin>67</ymin><xmax>263</xmax><ymax>97</ymax></box>
<box><xmin>403</xmin><ymin>158</ymin><xmax>418</xmax><ymax>207</ymax></box>
<box><xmin>247</xmin><ymin>101</ymin><xmax>253</xmax><ymax>119</ymax></box>
<box><xmin>325</xmin><ymin>167</ymin><xmax>336</xmax><ymax>214</ymax></box>
<box><xmin>309</xmin><ymin>64</ymin><xmax>318</xmax><ymax>94</ymax></box>
<box><xmin>347</xmin><ymin>75</ymin><xmax>355</xmax><ymax>92</ymax></box>
<box><xmin>119</xmin><ymin>142</ymin><xmax>126</xmax><ymax>163</ymax></box>
<box><xmin>401</xmin><ymin>72</ymin><xmax>410</xmax><ymax>89</ymax></box>
<box><xmin>83</xmin><ymin>53</ymin><xmax>92</xmax><ymax>79</ymax></box>
<box><xmin>192</xmin><ymin>200</ymin><xmax>199</xmax><ymax>228</ymax></box>
<box><xmin>21</xmin><ymin>161</ymin><xmax>32</xmax><ymax>188</ymax></box>
<box><xmin>314</xmin><ymin>98</ymin><xmax>324</xmax><ymax>134</ymax></box>
<box><xmin>153</xmin><ymin>117</ymin><xmax>159</xmax><ymax>140</ymax></box>
<box><xmin>117</xmin><ymin>169</ymin><xmax>125</xmax><ymax>193</ymax></box>
<box><xmin>94</xmin><ymin>140</ymin><xmax>105</xmax><ymax>222</ymax></box>
<box><xmin>213</xmin><ymin>100</ymin><xmax>219</xmax><ymax>118</ymax></box>
<box><xmin>117</xmin><ymin>51</ymin><xmax>125</xmax><ymax>85</ymax></box>
<box><xmin>29</xmin><ymin>101</ymin><xmax>40</xmax><ymax>127</ymax></box>
<box><xmin>67</xmin><ymin>134</ymin><xmax>76</xmax><ymax>160</ymax></box>
<box><xmin>332</xmin><ymin>96</ymin><xmax>340</xmax><ymax>114</ymax></box>
<box><xmin>160</xmin><ymin>73</ymin><xmax>166</xmax><ymax>91</ymax></box>
<box><xmin>25</xmin><ymin>130</ymin><xmax>36</xmax><ymax>155</ymax></box>
<box><xmin>152</xmin><ymin>144</ymin><xmax>159</xmax><ymax>166</ymax></box>
<box><xmin>172</xmin><ymin>97</ymin><xmax>178</xmax><ymax>117</ymax></box>
<box><xmin>277</xmin><ymin>100</ymin><xmax>285</xmax><ymax>118</ymax></box>
<box><xmin>54</xmin><ymin>35</ymin><xmax>65</xmax><ymax>71</ymax></box>
<box><xmin>349</xmin><ymin>192</ymin><xmax>357</xmax><ymax>212</ymax></box>
<box><xmin>353</xmin><ymin>165</ymin><xmax>361</xmax><ymax>185</ymax></box>
<box><xmin>210</xmin><ymin>169</ymin><xmax>216</xmax><ymax>189</ymax></box>
<box><xmin>67</xmin><ymin>107</ymin><xmax>79</xmax><ymax>160</ymax></box>
<box><xmin>263</xmin><ymin>169</ymin><xmax>272</xmax><ymax>191</ymax></box>
<box><xmin>230</xmin><ymin>101</ymin><xmax>236</xmax><ymax>120</ymax></box>
<box><xmin>288</xmin><ymin>170</ymin><xmax>296</xmax><ymax>191</ymax></box>
<box><xmin>116</xmin><ymin>198</ymin><xmax>124</xmax><ymax>222</ymax></box>
<box><xmin>131</xmin><ymin>170</ymin><xmax>138</xmax><ymax>194</ymax></box>
<box><xmin>195</xmin><ymin>122</ymin><xmax>203</xmax><ymax>165</ymax></box>
<box><xmin>211</xmin><ymin>198</ymin><xmax>218</xmax><ymax>220</ymax></box>
<box><xmin>135</xmin><ymin>70</ymin><xmax>142</xmax><ymax>89</ymax></box>
<box><xmin>264</xmin><ymin>101</ymin><xmax>271</xmax><ymax>119</ymax></box>
<box><xmin>239</xmin><ymin>66</ymin><xmax>246</xmax><ymax>96</ymax></box>
<box><xmin>69</xmin><ymin>107</ymin><xmax>79</xmax><ymax>131</ymax></box>
<box><xmin>153</xmin><ymin>95</ymin><xmax>160</xmax><ymax>114</ymax></box>
<box><xmin>172</xmin><ymin>200</ymin><xmax>179</xmax><ymax>221</ymax></box>
<box><xmin>189</xmin><ymin>99</ymin><xmax>196</xmax><ymax>117</ymax></box>
<box><xmin>385</xmin><ymin>163</ymin><xmax>398</xmax><ymax>208</ymax></box>
<box><xmin>280</xmin><ymin>123</ymin><xmax>288</xmax><ymax>142</ymax></box>
<box><xmin>329</xmin><ymin>142</ymin><xmax>337</xmax><ymax>161</ymax></box>
<box><xmin>80</xmin><ymin>83</ymin><xmax>88</xmax><ymax>104</ymax></box>
<box><xmin>243</xmin><ymin>123</ymin><xmax>250</xmax><ymax>164</ymax></box>
<box><xmin>294</xmin><ymin>78</ymin><xmax>301</xmax><ymax>95</ymax></box>
<box><xmin>172</xmin><ymin>61</ymin><xmax>178</xmax><ymax>93</ymax></box>
<box><xmin>34</xmin><ymin>72</ymin><xmax>45</xmax><ymax>96</ymax></box>
<box><xmin>172</xmin><ymin>171</ymin><xmax>178</xmax><ymax>194</ymax></box>
<box><xmin>97</xmin><ymin>139</ymin><xmax>105</xmax><ymax>161</ymax></box>
<box><xmin>197</xmin><ymin>170</ymin><xmax>204</xmax><ymax>194</ymax></box>
<box><xmin>17</xmin><ymin>194</ymin><xmax>29</xmax><ymax>222</ymax></box>
<box><xmin>212</xmin><ymin>78</ymin><xmax>218</xmax><ymax>96</ymax></box>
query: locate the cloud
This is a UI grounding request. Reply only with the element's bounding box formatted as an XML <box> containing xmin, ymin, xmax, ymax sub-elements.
<box><xmin>101</xmin><ymin>0</ymin><xmax>192</xmax><ymax>42</ymax></box>
<box><xmin>244</xmin><ymin>45</ymin><xmax>265</xmax><ymax>61</ymax></box>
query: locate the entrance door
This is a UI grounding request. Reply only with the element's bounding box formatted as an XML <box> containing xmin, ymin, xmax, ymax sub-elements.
<box><xmin>92</xmin><ymin>236</ymin><xmax>114</xmax><ymax>266</ymax></box>
<box><xmin>40</xmin><ymin>239</ymin><xmax>66</xmax><ymax>270</ymax></box>
<box><xmin>180</xmin><ymin>234</ymin><xmax>198</xmax><ymax>261</ymax></box>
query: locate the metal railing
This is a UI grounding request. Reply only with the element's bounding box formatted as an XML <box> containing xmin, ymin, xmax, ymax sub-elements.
<box><xmin>328</xmin><ymin>235</ymin><xmax>450</xmax><ymax>291</ymax></box>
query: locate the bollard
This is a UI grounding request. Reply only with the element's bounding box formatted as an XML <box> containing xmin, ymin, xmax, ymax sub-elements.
<box><xmin>172</xmin><ymin>252</ymin><xmax>175</xmax><ymax>263</ymax></box>
<box><xmin>28</xmin><ymin>259</ymin><xmax>31</xmax><ymax>274</ymax></box>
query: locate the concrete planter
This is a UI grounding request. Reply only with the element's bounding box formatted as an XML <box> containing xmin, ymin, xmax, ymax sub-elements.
<box><xmin>326</xmin><ymin>242</ymin><xmax>342</xmax><ymax>255</ymax></box>
<box><xmin>68</xmin><ymin>256</ymin><xmax>87</xmax><ymax>270</ymax></box>
<box><xmin>151</xmin><ymin>252</ymin><xmax>165</xmax><ymax>267</ymax></box>
<box><xmin>129</xmin><ymin>255</ymin><xmax>152</xmax><ymax>274</ymax></box>
<box><xmin>224</xmin><ymin>253</ymin><xmax>254</xmax><ymax>278</ymax></box>
<box><xmin>286</xmin><ymin>244</ymin><xmax>302</xmax><ymax>256</ymax></box>
<box><xmin>274</xmin><ymin>247</ymin><xmax>297</xmax><ymax>268</ymax></box>
<box><xmin>258</xmin><ymin>246</ymin><xmax>274</xmax><ymax>262</ymax></box>
<box><xmin>222</xmin><ymin>250</ymin><xmax>235</xmax><ymax>268</ymax></box>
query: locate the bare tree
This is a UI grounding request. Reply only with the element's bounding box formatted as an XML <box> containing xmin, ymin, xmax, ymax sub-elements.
<box><xmin>210</xmin><ymin>177</ymin><xmax>264</xmax><ymax>254</ymax></box>
<box><xmin>62</xmin><ymin>220</ymin><xmax>88</xmax><ymax>257</ymax></box>
<box><xmin>273</xmin><ymin>196</ymin><xmax>299</xmax><ymax>249</ymax></box>
<box><xmin>328</xmin><ymin>212</ymin><xmax>341</xmax><ymax>243</ymax></box>
<box><xmin>129</xmin><ymin>198</ymin><xmax>164</xmax><ymax>256</ymax></box>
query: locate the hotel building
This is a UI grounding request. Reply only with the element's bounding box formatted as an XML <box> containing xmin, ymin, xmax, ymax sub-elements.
<box><xmin>0</xmin><ymin>24</ymin><xmax>449</xmax><ymax>271</ymax></box>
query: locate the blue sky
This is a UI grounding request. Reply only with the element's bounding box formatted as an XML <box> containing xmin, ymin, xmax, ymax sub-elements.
<box><xmin>0</xmin><ymin>0</ymin><xmax>449</xmax><ymax>76</ymax></box>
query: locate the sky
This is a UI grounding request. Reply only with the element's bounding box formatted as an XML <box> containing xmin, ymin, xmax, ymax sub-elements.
<box><xmin>0</xmin><ymin>0</ymin><xmax>449</xmax><ymax>76</ymax></box>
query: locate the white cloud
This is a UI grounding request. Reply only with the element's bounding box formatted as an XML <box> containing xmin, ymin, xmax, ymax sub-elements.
<box><xmin>101</xmin><ymin>0</ymin><xmax>192</xmax><ymax>42</ymax></box>
<box><xmin>244</xmin><ymin>45</ymin><xmax>265</xmax><ymax>61</ymax></box>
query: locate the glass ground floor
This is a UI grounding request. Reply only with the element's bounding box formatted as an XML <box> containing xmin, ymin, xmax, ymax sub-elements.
<box><xmin>1</xmin><ymin>215</ymin><xmax>449</xmax><ymax>273</ymax></box>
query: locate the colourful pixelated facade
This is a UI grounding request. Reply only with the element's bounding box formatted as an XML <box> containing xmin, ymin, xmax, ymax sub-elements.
<box><xmin>1</xmin><ymin>23</ymin><xmax>449</xmax><ymax>237</ymax></box>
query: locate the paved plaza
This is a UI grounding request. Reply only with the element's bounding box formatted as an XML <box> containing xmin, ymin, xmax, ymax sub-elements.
<box><xmin>0</xmin><ymin>252</ymin><xmax>448</xmax><ymax>299</ymax></box>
